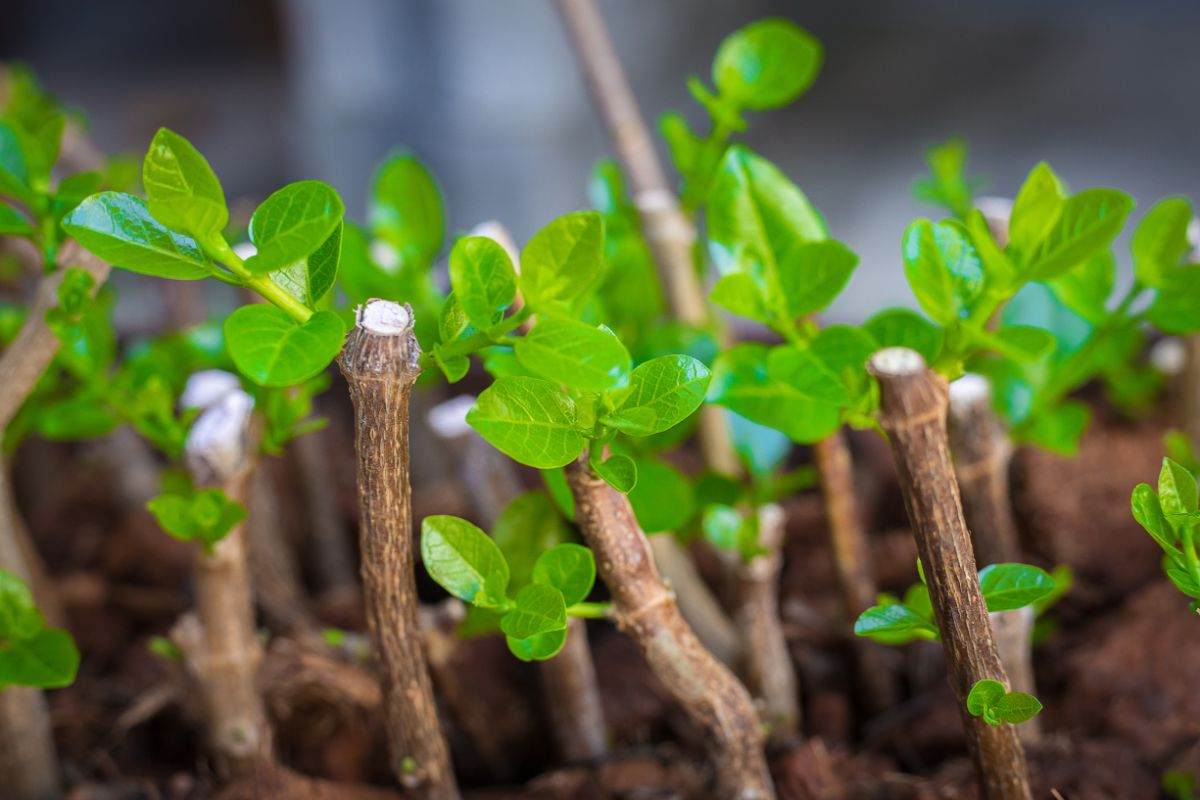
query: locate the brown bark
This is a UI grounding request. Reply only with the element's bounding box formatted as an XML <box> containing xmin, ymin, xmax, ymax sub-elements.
<box><xmin>811</xmin><ymin>432</ymin><xmax>896</xmax><ymax>712</ymax></box>
<box><xmin>649</xmin><ymin>534</ymin><xmax>743</xmax><ymax>667</ymax></box>
<box><xmin>868</xmin><ymin>348</ymin><xmax>1031</xmax><ymax>800</ymax></box>
<box><xmin>554</xmin><ymin>0</ymin><xmax>740</xmax><ymax>478</ymax></box>
<box><xmin>564</xmin><ymin>457</ymin><xmax>774</xmax><ymax>799</ymax></box>
<box><xmin>948</xmin><ymin>376</ymin><xmax>1040</xmax><ymax>743</ymax></box>
<box><xmin>736</xmin><ymin>504</ymin><xmax>798</xmax><ymax>744</ymax></box>
<box><xmin>0</xmin><ymin>687</ymin><xmax>58</xmax><ymax>800</ymax></box>
<box><xmin>429</xmin><ymin>394</ymin><xmax>608</xmax><ymax>763</ymax></box>
<box><xmin>175</xmin><ymin>389</ymin><xmax>272</xmax><ymax>778</ymax></box>
<box><xmin>339</xmin><ymin>301</ymin><xmax>459</xmax><ymax>800</ymax></box>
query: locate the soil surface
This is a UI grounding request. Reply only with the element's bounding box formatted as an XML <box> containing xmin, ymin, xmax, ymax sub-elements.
<box><xmin>11</xmin><ymin>400</ymin><xmax>1192</xmax><ymax>799</ymax></box>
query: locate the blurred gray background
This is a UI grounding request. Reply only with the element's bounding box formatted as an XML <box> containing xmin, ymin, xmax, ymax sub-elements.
<box><xmin>4</xmin><ymin>0</ymin><xmax>1197</xmax><ymax>321</ymax></box>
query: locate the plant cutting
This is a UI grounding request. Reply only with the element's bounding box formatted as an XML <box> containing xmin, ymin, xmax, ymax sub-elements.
<box><xmin>867</xmin><ymin>347</ymin><xmax>1032</xmax><ymax>800</ymax></box>
<box><xmin>416</xmin><ymin>209</ymin><xmax>773</xmax><ymax>798</ymax></box>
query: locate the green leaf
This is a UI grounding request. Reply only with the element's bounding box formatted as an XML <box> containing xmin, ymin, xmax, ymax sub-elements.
<box><xmin>420</xmin><ymin>515</ymin><xmax>510</xmax><ymax>609</ymax></box>
<box><xmin>63</xmin><ymin>192</ymin><xmax>213</xmax><ymax>279</ymax></box>
<box><xmin>712</xmin><ymin>19</ymin><xmax>822</xmax><ymax>111</ymax></box>
<box><xmin>1008</xmin><ymin>162</ymin><xmax>1065</xmax><ymax>258</ymax></box>
<box><xmin>370</xmin><ymin>152</ymin><xmax>444</xmax><ymax>267</ymax></box>
<box><xmin>902</xmin><ymin>218</ymin><xmax>984</xmax><ymax>324</ymax></box>
<box><xmin>710</xmin><ymin>272</ymin><xmax>770</xmax><ymax>324</ymax></box>
<box><xmin>270</xmin><ymin>222</ymin><xmax>342</xmax><ymax>309</ymax></box>
<box><xmin>492</xmin><ymin>491</ymin><xmax>571</xmax><ymax>588</ymax></box>
<box><xmin>1024</xmin><ymin>188</ymin><xmax>1134</xmax><ymax>280</ymax></box>
<box><xmin>766</xmin><ymin>346</ymin><xmax>851</xmax><ymax>405</ymax></box>
<box><xmin>506</xmin><ymin>626</ymin><xmax>568</xmax><ymax>662</ymax></box>
<box><xmin>514</xmin><ymin>319</ymin><xmax>631</xmax><ymax>392</ymax></box>
<box><xmin>627</xmin><ymin>458</ymin><xmax>694</xmax><ymax>533</ymax></box>
<box><xmin>519</xmin><ymin>211</ymin><xmax>604</xmax><ymax>314</ymax></box>
<box><xmin>594</xmin><ymin>452</ymin><xmax>637</xmax><ymax>494</ymax></box>
<box><xmin>1048</xmin><ymin>250</ymin><xmax>1115</xmax><ymax>325</ymax></box>
<box><xmin>0</xmin><ymin>627</ymin><xmax>80</xmax><ymax>688</ymax></box>
<box><xmin>778</xmin><ymin>239</ymin><xmax>859</xmax><ymax>317</ymax></box>
<box><xmin>142</xmin><ymin>127</ymin><xmax>228</xmax><ymax>236</ymax></box>
<box><xmin>978</xmin><ymin>563</ymin><xmax>1057</xmax><ymax>612</ymax></box>
<box><xmin>0</xmin><ymin>571</ymin><xmax>44</xmax><ymax>640</ymax></box>
<box><xmin>1132</xmin><ymin>483</ymin><xmax>1179</xmax><ymax>554</ymax></box>
<box><xmin>0</xmin><ymin>203</ymin><xmax>33</xmax><ymax>236</ymax></box>
<box><xmin>966</xmin><ymin>679</ymin><xmax>1006</xmax><ymax>717</ymax></box>
<box><xmin>501</xmin><ymin>584</ymin><xmax>567</xmax><ymax>640</ymax></box>
<box><xmin>853</xmin><ymin>603</ymin><xmax>939</xmax><ymax>643</ymax></box>
<box><xmin>1159</xmin><ymin>457</ymin><xmax>1199</xmax><ymax>517</ymax></box>
<box><xmin>146</xmin><ymin>487</ymin><xmax>247</xmax><ymax>550</ymax></box>
<box><xmin>702</xmin><ymin>505</ymin><xmax>743</xmax><ymax>551</ymax></box>
<box><xmin>1132</xmin><ymin>196</ymin><xmax>1193</xmax><ymax>289</ymax></box>
<box><xmin>992</xmin><ymin>691</ymin><xmax>1043</xmax><ymax>725</ymax></box>
<box><xmin>0</xmin><ymin>122</ymin><xmax>35</xmax><ymax>203</ymax></box>
<box><xmin>1016</xmin><ymin>400</ymin><xmax>1089</xmax><ymax>456</ymax></box>
<box><xmin>1147</xmin><ymin>267</ymin><xmax>1200</xmax><ymax>334</ymax></box>
<box><xmin>911</xmin><ymin>136</ymin><xmax>976</xmax><ymax>219</ymax></box>
<box><xmin>604</xmin><ymin>355</ymin><xmax>710</xmax><ymax>436</ymax></box>
<box><xmin>863</xmin><ymin>308</ymin><xmax>943</xmax><ymax>363</ymax></box>
<box><xmin>708</xmin><ymin>344</ymin><xmax>841</xmax><ymax>443</ymax></box>
<box><xmin>223</xmin><ymin>305</ymin><xmax>345</xmax><ymax>387</ymax></box>
<box><xmin>448</xmin><ymin>235</ymin><xmax>517</xmax><ymax>330</ymax></box>
<box><xmin>467</xmin><ymin>377</ymin><xmax>586</xmax><ymax>468</ymax></box>
<box><xmin>532</xmin><ymin>543</ymin><xmax>596</xmax><ymax>607</ymax></box>
<box><xmin>983</xmin><ymin>325</ymin><xmax>1056</xmax><ymax>363</ymax></box>
<box><xmin>245</xmin><ymin>180</ymin><xmax>344</xmax><ymax>274</ymax></box>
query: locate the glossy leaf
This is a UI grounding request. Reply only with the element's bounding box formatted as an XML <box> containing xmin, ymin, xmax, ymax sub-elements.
<box><xmin>594</xmin><ymin>452</ymin><xmax>637</xmax><ymax>493</ymax></box>
<box><xmin>966</xmin><ymin>679</ymin><xmax>1006</xmax><ymax>717</ymax></box>
<box><xmin>1131</xmin><ymin>483</ymin><xmax>1178</xmax><ymax>554</ymax></box>
<box><xmin>448</xmin><ymin>235</ymin><xmax>517</xmax><ymax>330</ymax></box>
<box><xmin>853</xmin><ymin>603</ymin><xmax>938</xmax><ymax>643</ymax></box>
<box><xmin>501</xmin><ymin>584</ymin><xmax>567</xmax><ymax>640</ymax></box>
<box><xmin>271</xmin><ymin>222</ymin><xmax>342</xmax><ymax>308</ymax></box>
<box><xmin>63</xmin><ymin>192</ymin><xmax>213</xmax><ymax>279</ymax></box>
<box><xmin>370</xmin><ymin>152</ymin><xmax>444</xmax><ymax>266</ymax></box>
<box><xmin>1024</xmin><ymin>188</ymin><xmax>1134</xmax><ymax>280</ymax></box>
<box><xmin>1159</xmin><ymin>457</ymin><xmax>1199</xmax><ymax>518</ymax></box>
<box><xmin>223</xmin><ymin>305</ymin><xmax>345</xmax><ymax>387</ymax></box>
<box><xmin>142</xmin><ymin>127</ymin><xmax>228</xmax><ymax>236</ymax></box>
<box><xmin>902</xmin><ymin>218</ymin><xmax>983</xmax><ymax>324</ymax></box>
<box><xmin>514</xmin><ymin>320</ymin><xmax>631</xmax><ymax>392</ymax></box>
<box><xmin>532</xmin><ymin>543</ymin><xmax>596</xmax><ymax>607</ymax></box>
<box><xmin>467</xmin><ymin>377</ymin><xmax>586</xmax><ymax>468</ymax></box>
<box><xmin>992</xmin><ymin>692</ymin><xmax>1043</xmax><ymax>725</ymax></box>
<box><xmin>519</xmin><ymin>211</ymin><xmax>604</xmax><ymax>314</ymax></box>
<box><xmin>421</xmin><ymin>515</ymin><xmax>510</xmax><ymax>609</ymax></box>
<box><xmin>604</xmin><ymin>355</ymin><xmax>710</xmax><ymax>436</ymax></box>
<box><xmin>246</xmin><ymin>180</ymin><xmax>345</xmax><ymax>274</ymax></box>
<box><xmin>978</xmin><ymin>563</ymin><xmax>1057</xmax><ymax>612</ymax></box>
<box><xmin>712</xmin><ymin>18</ymin><xmax>822</xmax><ymax>110</ymax></box>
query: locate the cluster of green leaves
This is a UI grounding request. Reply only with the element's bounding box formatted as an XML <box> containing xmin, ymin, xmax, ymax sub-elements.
<box><xmin>0</xmin><ymin>570</ymin><xmax>79</xmax><ymax>690</ymax></box>
<box><xmin>660</xmin><ymin>19</ymin><xmax>823</xmax><ymax>212</ymax></box>
<box><xmin>63</xmin><ymin>128</ymin><xmax>347</xmax><ymax>389</ymax></box>
<box><xmin>854</xmin><ymin>561</ymin><xmax>1058</xmax><ymax>645</ymax></box>
<box><xmin>1131</xmin><ymin>457</ymin><xmax>1200</xmax><ymax>612</ymax></box>
<box><xmin>0</xmin><ymin>65</ymin><xmax>134</xmax><ymax>267</ymax></box>
<box><xmin>146</xmin><ymin>469</ymin><xmax>248</xmax><ymax>555</ymax></box>
<box><xmin>421</xmin><ymin>506</ymin><xmax>604</xmax><ymax>661</ymax></box>
<box><xmin>965</xmin><ymin>679</ymin><xmax>1043</xmax><ymax>727</ymax></box>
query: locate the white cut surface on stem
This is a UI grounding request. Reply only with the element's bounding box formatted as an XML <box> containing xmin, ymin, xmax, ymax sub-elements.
<box><xmin>1151</xmin><ymin>337</ymin><xmax>1186</xmax><ymax>375</ymax></box>
<box><xmin>233</xmin><ymin>241</ymin><xmax>258</xmax><ymax>260</ymax></box>
<box><xmin>870</xmin><ymin>347</ymin><xmax>925</xmax><ymax>376</ymax></box>
<box><xmin>948</xmin><ymin>373</ymin><xmax>991</xmax><ymax>415</ymax></box>
<box><xmin>359</xmin><ymin>300</ymin><xmax>412</xmax><ymax>335</ymax></box>
<box><xmin>182</xmin><ymin>369</ymin><xmax>242</xmax><ymax>411</ymax></box>
<box><xmin>185</xmin><ymin>390</ymin><xmax>255</xmax><ymax>483</ymax></box>
<box><xmin>428</xmin><ymin>395</ymin><xmax>477</xmax><ymax>440</ymax></box>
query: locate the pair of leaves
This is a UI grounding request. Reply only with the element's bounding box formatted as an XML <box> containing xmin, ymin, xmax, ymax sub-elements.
<box><xmin>421</xmin><ymin>516</ymin><xmax>596</xmax><ymax>661</ymax></box>
<box><xmin>467</xmin><ymin>355</ymin><xmax>711</xmax><ymax>472</ymax></box>
<box><xmin>854</xmin><ymin>563</ymin><xmax>1058</xmax><ymax>645</ymax></box>
<box><xmin>0</xmin><ymin>571</ymin><xmax>79</xmax><ymax>689</ymax></box>
<box><xmin>1132</xmin><ymin>458</ymin><xmax>1200</xmax><ymax>602</ymax></box>
<box><xmin>966</xmin><ymin>679</ymin><xmax>1043</xmax><ymax>727</ymax></box>
<box><xmin>146</xmin><ymin>479</ymin><xmax>248</xmax><ymax>554</ymax></box>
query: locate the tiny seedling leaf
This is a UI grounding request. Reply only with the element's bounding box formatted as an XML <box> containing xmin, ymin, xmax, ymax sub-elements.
<box><xmin>978</xmin><ymin>563</ymin><xmax>1057</xmax><ymax>612</ymax></box>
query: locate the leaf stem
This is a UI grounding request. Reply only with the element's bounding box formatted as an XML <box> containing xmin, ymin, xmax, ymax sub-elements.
<box><xmin>422</xmin><ymin>307</ymin><xmax>533</xmax><ymax>367</ymax></box>
<box><xmin>202</xmin><ymin>235</ymin><xmax>312</xmax><ymax>324</ymax></box>
<box><xmin>566</xmin><ymin>600</ymin><xmax>611</xmax><ymax>619</ymax></box>
<box><xmin>1181</xmin><ymin>521</ymin><xmax>1200</xmax><ymax>589</ymax></box>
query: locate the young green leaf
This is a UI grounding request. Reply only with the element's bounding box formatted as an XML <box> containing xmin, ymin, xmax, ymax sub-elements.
<box><xmin>270</xmin><ymin>222</ymin><xmax>342</xmax><ymax>309</ymax></box>
<box><xmin>1131</xmin><ymin>482</ymin><xmax>1179</xmax><ymax>554</ymax></box>
<box><xmin>514</xmin><ymin>319</ymin><xmax>631</xmax><ymax>392</ymax></box>
<box><xmin>1147</xmin><ymin>267</ymin><xmax>1200</xmax><ymax>335</ymax></box>
<box><xmin>604</xmin><ymin>355</ymin><xmax>710</xmax><ymax>436</ymax></box>
<box><xmin>978</xmin><ymin>563</ymin><xmax>1057</xmax><ymax>612</ymax></box>
<box><xmin>1023</xmin><ymin>188</ymin><xmax>1134</xmax><ymax>280</ymax></box>
<box><xmin>712</xmin><ymin>18</ymin><xmax>822</xmax><ymax>110</ymax></box>
<box><xmin>863</xmin><ymin>308</ymin><xmax>943</xmax><ymax>363</ymax></box>
<box><xmin>0</xmin><ymin>627</ymin><xmax>80</xmax><ymax>688</ymax></box>
<box><xmin>1007</xmin><ymin>162</ymin><xmax>1065</xmax><ymax>257</ymax></box>
<box><xmin>420</xmin><ymin>515</ymin><xmax>510</xmax><ymax>609</ymax></box>
<box><xmin>1131</xmin><ymin>196</ymin><xmax>1193</xmax><ymax>289</ymax></box>
<box><xmin>245</xmin><ymin>180</ymin><xmax>345</xmax><ymax>274</ymax></box>
<box><xmin>901</xmin><ymin>218</ymin><xmax>984</xmax><ymax>325</ymax></box>
<box><xmin>853</xmin><ymin>603</ymin><xmax>939</xmax><ymax>643</ymax></box>
<box><xmin>532</xmin><ymin>543</ymin><xmax>596</xmax><ymax>607</ymax></box>
<box><xmin>992</xmin><ymin>691</ymin><xmax>1043</xmax><ymax>725</ymax></box>
<box><xmin>519</xmin><ymin>211</ymin><xmax>604</xmax><ymax>314</ymax></box>
<box><xmin>493</xmin><ymin>491</ymin><xmax>571</xmax><ymax>587</ymax></box>
<box><xmin>0</xmin><ymin>570</ymin><xmax>44</xmax><ymax>640</ymax></box>
<box><xmin>766</xmin><ymin>346</ymin><xmax>851</xmax><ymax>405</ymax></box>
<box><xmin>1015</xmin><ymin>400</ymin><xmax>1089</xmax><ymax>456</ymax></box>
<box><xmin>708</xmin><ymin>344</ymin><xmax>841</xmax><ymax>443</ymax></box>
<box><xmin>142</xmin><ymin>127</ymin><xmax>228</xmax><ymax>237</ymax></box>
<box><xmin>467</xmin><ymin>376</ymin><xmax>587</xmax><ymax>468</ymax></box>
<box><xmin>370</xmin><ymin>152</ymin><xmax>444</xmax><ymax>267</ymax></box>
<box><xmin>702</xmin><ymin>505</ymin><xmax>744</xmax><ymax>551</ymax></box>
<box><xmin>223</xmin><ymin>305</ymin><xmax>345</xmax><ymax>387</ymax></box>
<box><xmin>710</xmin><ymin>272</ymin><xmax>771</xmax><ymax>325</ymax></box>
<box><xmin>0</xmin><ymin>203</ymin><xmax>33</xmax><ymax>236</ymax></box>
<box><xmin>146</xmin><ymin>486</ymin><xmax>248</xmax><ymax>551</ymax></box>
<box><xmin>448</xmin><ymin>235</ymin><xmax>517</xmax><ymax>330</ymax></box>
<box><xmin>63</xmin><ymin>192</ymin><xmax>213</xmax><ymax>279</ymax></box>
<box><xmin>1159</xmin><ymin>457</ymin><xmax>1199</xmax><ymax>518</ymax></box>
<box><xmin>778</xmin><ymin>239</ymin><xmax>859</xmax><ymax>317</ymax></box>
<box><xmin>593</xmin><ymin>452</ymin><xmax>637</xmax><ymax>493</ymax></box>
<box><xmin>966</xmin><ymin>679</ymin><xmax>1006</xmax><ymax>717</ymax></box>
<box><xmin>501</xmin><ymin>584</ymin><xmax>568</xmax><ymax>660</ymax></box>
<box><xmin>627</xmin><ymin>457</ymin><xmax>695</xmax><ymax>533</ymax></box>
<box><xmin>1048</xmin><ymin>250</ymin><xmax>1115</xmax><ymax>325</ymax></box>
